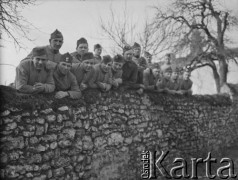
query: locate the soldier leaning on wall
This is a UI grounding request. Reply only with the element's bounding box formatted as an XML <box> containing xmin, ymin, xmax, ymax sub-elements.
<box><xmin>53</xmin><ymin>53</ymin><xmax>81</xmax><ymax>99</ymax></box>
<box><xmin>88</xmin><ymin>55</ymin><xmax>113</xmax><ymax>92</ymax></box>
<box><xmin>71</xmin><ymin>52</ymin><xmax>95</xmax><ymax>91</ymax></box>
<box><xmin>156</xmin><ymin>66</ymin><xmax>172</xmax><ymax>93</ymax></box>
<box><xmin>177</xmin><ymin>68</ymin><xmax>193</xmax><ymax>95</ymax></box>
<box><xmin>15</xmin><ymin>47</ymin><xmax>55</xmax><ymax>94</ymax></box>
<box><xmin>143</xmin><ymin>63</ymin><xmax>161</xmax><ymax>92</ymax></box>
<box><xmin>111</xmin><ymin>54</ymin><xmax>124</xmax><ymax>89</ymax></box>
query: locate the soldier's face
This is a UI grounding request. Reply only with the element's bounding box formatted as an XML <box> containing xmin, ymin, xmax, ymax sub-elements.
<box><xmin>101</xmin><ymin>62</ymin><xmax>112</xmax><ymax>73</ymax></box>
<box><xmin>33</xmin><ymin>56</ymin><xmax>48</xmax><ymax>70</ymax></box>
<box><xmin>133</xmin><ymin>47</ymin><xmax>141</xmax><ymax>57</ymax></box>
<box><xmin>152</xmin><ymin>68</ymin><xmax>160</xmax><ymax>78</ymax></box>
<box><xmin>94</xmin><ymin>48</ymin><xmax>102</xmax><ymax>56</ymax></box>
<box><xmin>82</xmin><ymin>60</ymin><xmax>94</xmax><ymax>72</ymax></box>
<box><xmin>163</xmin><ymin>71</ymin><xmax>171</xmax><ymax>79</ymax></box>
<box><xmin>145</xmin><ymin>55</ymin><xmax>152</xmax><ymax>63</ymax></box>
<box><xmin>183</xmin><ymin>72</ymin><xmax>190</xmax><ymax>80</ymax></box>
<box><xmin>50</xmin><ymin>38</ymin><xmax>63</xmax><ymax>50</ymax></box>
<box><xmin>165</xmin><ymin>55</ymin><xmax>171</xmax><ymax>64</ymax></box>
<box><xmin>171</xmin><ymin>72</ymin><xmax>179</xmax><ymax>80</ymax></box>
<box><xmin>124</xmin><ymin>50</ymin><xmax>133</xmax><ymax>61</ymax></box>
<box><xmin>77</xmin><ymin>43</ymin><xmax>88</xmax><ymax>55</ymax></box>
<box><xmin>59</xmin><ymin>62</ymin><xmax>72</xmax><ymax>75</ymax></box>
<box><xmin>112</xmin><ymin>62</ymin><xmax>123</xmax><ymax>71</ymax></box>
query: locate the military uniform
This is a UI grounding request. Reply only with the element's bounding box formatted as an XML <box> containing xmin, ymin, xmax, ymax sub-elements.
<box><xmin>122</xmin><ymin>60</ymin><xmax>138</xmax><ymax>85</ymax></box>
<box><xmin>111</xmin><ymin>68</ymin><xmax>122</xmax><ymax>87</ymax></box>
<box><xmin>88</xmin><ymin>63</ymin><xmax>112</xmax><ymax>89</ymax></box>
<box><xmin>143</xmin><ymin>68</ymin><xmax>159</xmax><ymax>90</ymax></box>
<box><xmin>166</xmin><ymin>79</ymin><xmax>180</xmax><ymax>90</ymax></box>
<box><xmin>179</xmin><ymin>79</ymin><xmax>193</xmax><ymax>90</ymax></box>
<box><xmin>71</xmin><ymin>62</ymin><xmax>93</xmax><ymax>87</ymax></box>
<box><xmin>15</xmin><ymin>60</ymin><xmax>55</xmax><ymax>94</ymax></box>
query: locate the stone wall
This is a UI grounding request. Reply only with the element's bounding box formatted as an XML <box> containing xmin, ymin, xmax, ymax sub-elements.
<box><xmin>0</xmin><ymin>85</ymin><xmax>237</xmax><ymax>180</ymax></box>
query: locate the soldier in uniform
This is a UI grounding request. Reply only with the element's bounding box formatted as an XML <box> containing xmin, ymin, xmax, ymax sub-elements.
<box><xmin>23</xmin><ymin>29</ymin><xmax>64</xmax><ymax>70</ymax></box>
<box><xmin>93</xmin><ymin>44</ymin><xmax>102</xmax><ymax>64</ymax></box>
<box><xmin>88</xmin><ymin>55</ymin><xmax>112</xmax><ymax>92</ymax></box>
<box><xmin>156</xmin><ymin>66</ymin><xmax>172</xmax><ymax>92</ymax></box>
<box><xmin>143</xmin><ymin>63</ymin><xmax>160</xmax><ymax>91</ymax></box>
<box><xmin>161</xmin><ymin>53</ymin><xmax>172</xmax><ymax>72</ymax></box>
<box><xmin>111</xmin><ymin>54</ymin><xmax>124</xmax><ymax>89</ymax></box>
<box><xmin>144</xmin><ymin>51</ymin><xmax>153</xmax><ymax>67</ymax></box>
<box><xmin>166</xmin><ymin>66</ymin><xmax>181</xmax><ymax>94</ymax></box>
<box><xmin>178</xmin><ymin>68</ymin><xmax>193</xmax><ymax>95</ymax></box>
<box><xmin>71</xmin><ymin>52</ymin><xmax>95</xmax><ymax>91</ymax></box>
<box><xmin>132</xmin><ymin>42</ymin><xmax>147</xmax><ymax>84</ymax></box>
<box><xmin>70</xmin><ymin>37</ymin><xmax>91</xmax><ymax>63</ymax></box>
<box><xmin>53</xmin><ymin>53</ymin><xmax>81</xmax><ymax>99</ymax></box>
<box><xmin>15</xmin><ymin>47</ymin><xmax>55</xmax><ymax>94</ymax></box>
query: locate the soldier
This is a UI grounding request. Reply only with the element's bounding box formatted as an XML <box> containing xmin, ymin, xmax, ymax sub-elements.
<box><xmin>23</xmin><ymin>29</ymin><xmax>63</xmax><ymax>70</ymax></box>
<box><xmin>166</xmin><ymin>66</ymin><xmax>181</xmax><ymax>94</ymax></box>
<box><xmin>93</xmin><ymin>44</ymin><xmax>102</xmax><ymax>64</ymax></box>
<box><xmin>144</xmin><ymin>51</ymin><xmax>153</xmax><ymax>67</ymax></box>
<box><xmin>88</xmin><ymin>55</ymin><xmax>112</xmax><ymax>92</ymax></box>
<box><xmin>122</xmin><ymin>45</ymin><xmax>145</xmax><ymax>94</ymax></box>
<box><xmin>132</xmin><ymin>42</ymin><xmax>147</xmax><ymax>84</ymax></box>
<box><xmin>161</xmin><ymin>53</ymin><xmax>172</xmax><ymax>72</ymax></box>
<box><xmin>70</xmin><ymin>37</ymin><xmax>90</xmax><ymax>63</ymax></box>
<box><xmin>53</xmin><ymin>53</ymin><xmax>81</xmax><ymax>99</ymax></box>
<box><xmin>143</xmin><ymin>63</ymin><xmax>160</xmax><ymax>91</ymax></box>
<box><xmin>71</xmin><ymin>52</ymin><xmax>95</xmax><ymax>91</ymax></box>
<box><xmin>178</xmin><ymin>69</ymin><xmax>193</xmax><ymax>95</ymax></box>
<box><xmin>156</xmin><ymin>66</ymin><xmax>172</xmax><ymax>92</ymax></box>
<box><xmin>15</xmin><ymin>47</ymin><xmax>55</xmax><ymax>94</ymax></box>
<box><xmin>111</xmin><ymin>54</ymin><xmax>124</xmax><ymax>89</ymax></box>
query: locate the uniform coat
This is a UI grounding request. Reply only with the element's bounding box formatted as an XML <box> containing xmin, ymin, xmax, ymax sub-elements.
<box><xmin>15</xmin><ymin>60</ymin><xmax>55</xmax><ymax>93</ymax></box>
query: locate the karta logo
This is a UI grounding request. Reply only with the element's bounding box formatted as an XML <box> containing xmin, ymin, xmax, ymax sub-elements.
<box><xmin>141</xmin><ymin>151</ymin><xmax>237</xmax><ymax>179</ymax></box>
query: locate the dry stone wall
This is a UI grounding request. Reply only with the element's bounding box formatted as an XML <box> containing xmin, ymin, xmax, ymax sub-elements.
<box><xmin>0</xmin><ymin>86</ymin><xmax>236</xmax><ymax>180</ymax></box>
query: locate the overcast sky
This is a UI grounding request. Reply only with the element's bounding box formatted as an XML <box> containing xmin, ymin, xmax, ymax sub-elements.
<box><xmin>0</xmin><ymin>0</ymin><xmax>238</xmax><ymax>93</ymax></box>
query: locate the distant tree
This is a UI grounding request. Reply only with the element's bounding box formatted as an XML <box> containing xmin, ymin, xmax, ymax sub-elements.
<box><xmin>99</xmin><ymin>4</ymin><xmax>167</xmax><ymax>57</ymax></box>
<box><xmin>0</xmin><ymin>0</ymin><xmax>36</xmax><ymax>48</ymax></box>
<box><xmin>151</xmin><ymin>0</ymin><xmax>238</xmax><ymax>92</ymax></box>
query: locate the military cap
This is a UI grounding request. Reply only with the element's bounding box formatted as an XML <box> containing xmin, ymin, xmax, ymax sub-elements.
<box><xmin>94</xmin><ymin>44</ymin><xmax>102</xmax><ymax>50</ymax></box>
<box><xmin>82</xmin><ymin>52</ymin><xmax>94</xmax><ymax>61</ymax></box>
<box><xmin>60</xmin><ymin>53</ymin><xmax>73</xmax><ymax>64</ymax></box>
<box><xmin>123</xmin><ymin>45</ymin><xmax>132</xmax><ymax>54</ymax></box>
<box><xmin>50</xmin><ymin>29</ymin><xmax>63</xmax><ymax>39</ymax></box>
<box><xmin>144</xmin><ymin>51</ymin><xmax>152</xmax><ymax>57</ymax></box>
<box><xmin>102</xmin><ymin>55</ymin><xmax>112</xmax><ymax>64</ymax></box>
<box><xmin>76</xmin><ymin>38</ymin><xmax>88</xmax><ymax>48</ymax></box>
<box><xmin>113</xmin><ymin>54</ymin><xmax>124</xmax><ymax>63</ymax></box>
<box><xmin>32</xmin><ymin>47</ymin><xmax>47</xmax><ymax>58</ymax></box>
<box><xmin>132</xmin><ymin>42</ymin><xmax>141</xmax><ymax>49</ymax></box>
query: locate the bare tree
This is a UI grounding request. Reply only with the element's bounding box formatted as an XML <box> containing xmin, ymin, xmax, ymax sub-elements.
<box><xmin>0</xmin><ymin>0</ymin><xmax>36</xmax><ymax>48</ymax></box>
<box><xmin>151</xmin><ymin>0</ymin><xmax>238</xmax><ymax>92</ymax></box>
<box><xmin>99</xmin><ymin>4</ymin><xmax>169</xmax><ymax>57</ymax></box>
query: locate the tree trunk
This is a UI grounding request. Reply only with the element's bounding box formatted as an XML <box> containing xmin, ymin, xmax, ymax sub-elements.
<box><xmin>219</xmin><ymin>58</ymin><xmax>228</xmax><ymax>86</ymax></box>
<box><xmin>212</xmin><ymin>68</ymin><xmax>221</xmax><ymax>93</ymax></box>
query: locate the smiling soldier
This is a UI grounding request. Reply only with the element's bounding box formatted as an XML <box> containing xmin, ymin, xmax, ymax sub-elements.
<box><xmin>15</xmin><ymin>47</ymin><xmax>55</xmax><ymax>94</ymax></box>
<box><xmin>23</xmin><ymin>29</ymin><xmax>64</xmax><ymax>70</ymax></box>
<box><xmin>53</xmin><ymin>53</ymin><xmax>81</xmax><ymax>99</ymax></box>
<box><xmin>71</xmin><ymin>52</ymin><xmax>95</xmax><ymax>91</ymax></box>
<box><xmin>88</xmin><ymin>55</ymin><xmax>113</xmax><ymax>92</ymax></box>
<box><xmin>111</xmin><ymin>54</ymin><xmax>124</xmax><ymax>89</ymax></box>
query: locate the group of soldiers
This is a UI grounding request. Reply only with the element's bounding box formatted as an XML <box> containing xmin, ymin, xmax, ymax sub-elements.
<box><xmin>14</xmin><ymin>29</ymin><xmax>193</xmax><ymax>99</ymax></box>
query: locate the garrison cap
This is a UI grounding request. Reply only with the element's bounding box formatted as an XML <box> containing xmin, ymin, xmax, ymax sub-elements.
<box><xmin>102</xmin><ymin>55</ymin><xmax>112</xmax><ymax>64</ymax></box>
<box><xmin>76</xmin><ymin>38</ymin><xmax>88</xmax><ymax>48</ymax></box>
<box><xmin>132</xmin><ymin>42</ymin><xmax>141</xmax><ymax>49</ymax></box>
<box><xmin>94</xmin><ymin>44</ymin><xmax>102</xmax><ymax>50</ymax></box>
<box><xmin>113</xmin><ymin>54</ymin><xmax>124</xmax><ymax>63</ymax></box>
<box><xmin>123</xmin><ymin>45</ymin><xmax>132</xmax><ymax>54</ymax></box>
<box><xmin>32</xmin><ymin>47</ymin><xmax>47</xmax><ymax>58</ymax></box>
<box><xmin>60</xmin><ymin>53</ymin><xmax>73</xmax><ymax>64</ymax></box>
<box><xmin>82</xmin><ymin>52</ymin><xmax>94</xmax><ymax>61</ymax></box>
<box><xmin>50</xmin><ymin>29</ymin><xmax>63</xmax><ymax>39</ymax></box>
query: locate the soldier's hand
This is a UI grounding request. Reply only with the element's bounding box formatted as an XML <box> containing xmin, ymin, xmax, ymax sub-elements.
<box><xmin>33</xmin><ymin>83</ymin><xmax>45</xmax><ymax>92</ymax></box>
<box><xmin>116</xmin><ymin>78</ymin><xmax>122</xmax><ymax>84</ymax></box>
<box><xmin>105</xmin><ymin>84</ymin><xmax>111</xmax><ymax>91</ymax></box>
<box><xmin>80</xmin><ymin>83</ymin><xmax>88</xmax><ymax>90</ymax></box>
<box><xmin>55</xmin><ymin>91</ymin><xmax>69</xmax><ymax>99</ymax></box>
